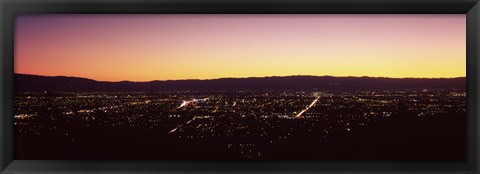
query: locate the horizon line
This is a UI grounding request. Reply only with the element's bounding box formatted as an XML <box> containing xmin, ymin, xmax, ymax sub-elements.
<box><xmin>15</xmin><ymin>73</ymin><xmax>467</xmax><ymax>83</ymax></box>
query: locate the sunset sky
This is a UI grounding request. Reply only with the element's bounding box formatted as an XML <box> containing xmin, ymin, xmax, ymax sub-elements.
<box><xmin>15</xmin><ymin>14</ymin><xmax>466</xmax><ymax>82</ymax></box>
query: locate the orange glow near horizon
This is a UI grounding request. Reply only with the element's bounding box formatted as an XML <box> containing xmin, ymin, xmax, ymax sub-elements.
<box><xmin>15</xmin><ymin>14</ymin><xmax>466</xmax><ymax>82</ymax></box>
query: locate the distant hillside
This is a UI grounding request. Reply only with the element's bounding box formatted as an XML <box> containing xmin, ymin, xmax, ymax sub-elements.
<box><xmin>14</xmin><ymin>74</ymin><xmax>466</xmax><ymax>92</ymax></box>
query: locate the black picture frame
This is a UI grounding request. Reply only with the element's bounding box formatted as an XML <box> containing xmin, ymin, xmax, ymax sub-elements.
<box><xmin>1</xmin><ymin>0</ymin><xmax>479</xmax><ymax>173</ymax></box>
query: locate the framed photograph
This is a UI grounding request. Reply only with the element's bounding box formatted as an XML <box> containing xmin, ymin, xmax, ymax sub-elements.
<box><xmin>1</xmin><ymin>0</ymin><xmax>479</xmax><ymax>173</ymax></box>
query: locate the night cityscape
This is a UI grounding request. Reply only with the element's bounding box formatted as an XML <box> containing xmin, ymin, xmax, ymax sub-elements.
<box><xmin>14</xmin><ymin>88</ymin><xmax>466</xmax><ymax>160</ymax></box>
<box><xmin>14</xmin><ymin>14</ymin><xmax>467</xmax><ymax>160</ymax></box>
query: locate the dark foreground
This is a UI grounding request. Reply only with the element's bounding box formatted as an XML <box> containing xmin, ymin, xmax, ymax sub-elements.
<box><xmin>14</xmin><ymin>90</ymin><xmax>466</xmax><ymax>160</ymax></box>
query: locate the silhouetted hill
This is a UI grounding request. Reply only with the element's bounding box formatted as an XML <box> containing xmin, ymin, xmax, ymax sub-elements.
<box><xmin>15</xmin><ymin>74</ymin><xmax>466</xmax><ymax>92</ymax></box>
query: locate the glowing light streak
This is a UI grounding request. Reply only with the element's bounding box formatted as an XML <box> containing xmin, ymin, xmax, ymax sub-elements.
<box><xmin>178</xmin><ymin>101</ymin><xmax>192</xmax><ymax>108</ymax></box>
<box><xmin>168</xmin><ymin>127</ymin><xmax>178</xmax><ymax>134</ymax></box>
<box><xmin>295</xmin><ymin>95</ymin><xmax>321</xmax><ymax>118</ymax></box>
<box><xmin>177</xmin><ymin>97</ymin><xmax>209</xmax><ymax>109</ymax></box>
<box><xmin>168</xmin><ymin>116</ymin><xmax>197</xmax><ymax>134</ymax></box>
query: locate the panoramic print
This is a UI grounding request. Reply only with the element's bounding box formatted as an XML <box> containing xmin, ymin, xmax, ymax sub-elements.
<box><xmin>14</xmin><ymin>14</ymin><xmax>466</xmax><ymax>160</ymax></box>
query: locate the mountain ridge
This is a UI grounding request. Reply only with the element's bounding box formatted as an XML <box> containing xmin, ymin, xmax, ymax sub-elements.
<box><xmin>15</xmin><ymin>73</ymin><xmax>466</xmax><ymax>92</ymax></box>
<box><xmin>15</xmin><ymin>73</ymin><xmax>466</xmax><ymax>83</ymax></box>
